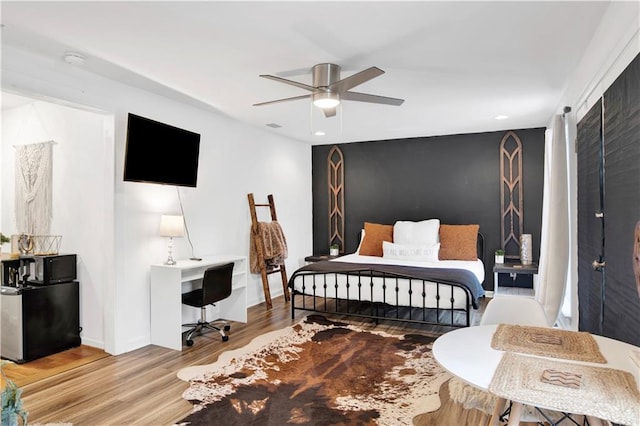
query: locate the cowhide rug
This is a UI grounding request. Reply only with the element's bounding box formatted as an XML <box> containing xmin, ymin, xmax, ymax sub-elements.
<box><xmin>176</xmin><ymin>315</ymin><xmax>451</xmax><ymax>425</ymax></box>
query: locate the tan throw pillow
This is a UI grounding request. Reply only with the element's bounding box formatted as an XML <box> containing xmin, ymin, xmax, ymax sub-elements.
<box><xmin>359</xmin><ymin>222</ymin><xmax>394</xmax><ymax>257</ymax></box>
<box><xmin>439</xmin><ymin>224</ymin><xmax>479</xmax><ymax>261</ymax></box>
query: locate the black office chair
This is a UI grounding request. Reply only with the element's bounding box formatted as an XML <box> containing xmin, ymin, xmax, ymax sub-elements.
<box><xmin>181</xmin><ymin>262</ymin><xmax>234</xmax><ymax>346</ymax></box>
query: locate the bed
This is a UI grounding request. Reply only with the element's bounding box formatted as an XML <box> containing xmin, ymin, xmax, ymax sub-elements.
<box><xmin>288</xmin><ymin>220</ymin><xmax>486</xmax><ymax>328</ymax></box>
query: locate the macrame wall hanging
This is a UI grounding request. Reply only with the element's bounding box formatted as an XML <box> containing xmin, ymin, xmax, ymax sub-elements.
<box><xmin>15</xmin><ymin>140</ymin><xmax>54</xmax><ymax>235</ymax></box>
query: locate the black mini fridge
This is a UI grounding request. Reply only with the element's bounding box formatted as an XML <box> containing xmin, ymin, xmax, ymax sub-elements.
<box><xmin>1</xmin><ymin>281</ymin><xmax>81</xmax><ymax>363</ymax></box>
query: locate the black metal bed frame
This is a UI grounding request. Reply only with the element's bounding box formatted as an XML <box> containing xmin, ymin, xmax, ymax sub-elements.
<box><xmin>289</xmin><ymin>234</ymin><xmax>485</xmax><ymax>328</ymax></box>
<box><xmin>289</xmin><ymin>270</ymin><xmax>474</xmax><ymax>327</ymax></box>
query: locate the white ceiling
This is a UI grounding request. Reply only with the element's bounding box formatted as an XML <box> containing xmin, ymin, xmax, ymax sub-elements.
<box><xmin>1</xmin><ymin>1</ymin><xmax>611</xmax><ymax>145</ymax></box>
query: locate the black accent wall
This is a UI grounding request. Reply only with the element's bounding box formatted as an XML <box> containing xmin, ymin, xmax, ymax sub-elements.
<box><xmin>312</xmin><ymin>128</ymin><xmax>545</xmax><ymax>291</ymax></box>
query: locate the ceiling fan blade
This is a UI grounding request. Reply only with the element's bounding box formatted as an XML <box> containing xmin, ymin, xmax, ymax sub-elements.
<box><xmin>259</xmin><ymin>74</ymin><xmax>317</xmax><ymax>92</ymax></box>
<box><xmin>323</xmin><ymin>107</ymin><xmax>337</xmax><ymax>118</ymax></box>
<box><xmin>341</xmin><ymin>91</ymin><xmax>404</xmax><ymax>106</ymax></box>
<box><xmin>328</xmin><ymin>67</ymin><xmax>385</xmax><ymax>93</ymax></box>
<box><xmin>253</xmin><ymin>94</ymin><xmax>311</xmax><ymax>106</ymax></box>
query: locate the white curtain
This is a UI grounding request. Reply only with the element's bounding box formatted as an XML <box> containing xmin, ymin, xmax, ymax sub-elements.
<box><xmin>15</xmin><ymin>141</ymin><xmax>54</xmax><ymax>235</ymax></box>
<box><xmin>536</xmin><ymin>115</ymin><xmax>570</xmax><ymax>326</ymax></box>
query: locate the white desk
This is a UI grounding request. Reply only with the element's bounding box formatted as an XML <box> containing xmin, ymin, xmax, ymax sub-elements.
<box><xmin>433</xmin><ymin>325</ymin><xmax>640</xmax><ymax>425</ymax></box>
<box><xmin>150</xmin><ymin>255</ymin><xmax>247</xmax><ymax>351</ymax></box>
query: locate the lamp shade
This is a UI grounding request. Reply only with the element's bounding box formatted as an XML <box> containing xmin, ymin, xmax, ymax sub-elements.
<box><xmin>159</xmin><ymin>215</ymin><xmax>185</xmax><ymax>237</ymax></box>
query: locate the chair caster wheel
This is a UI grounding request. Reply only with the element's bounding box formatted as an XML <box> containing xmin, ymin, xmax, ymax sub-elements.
<box><xmin>224</xmin><ymin>325</ymin><xmax>231</xmax><ymax>331</ymax></box>
<box><xmin>186</xmin><ymin>339</ymin><xmax>194</xmax><ymax>347</ymax></box>
<box><xmin>222</xmin><ymin>335</ymin><xmax>229</xmax><ymax>342</ymax></box>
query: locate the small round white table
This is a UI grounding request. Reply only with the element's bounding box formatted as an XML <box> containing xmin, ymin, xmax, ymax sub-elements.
<box><xmin>432</xmin><ymin>325</ymin><xmax>640</xmax><ymax>425</ymax></box>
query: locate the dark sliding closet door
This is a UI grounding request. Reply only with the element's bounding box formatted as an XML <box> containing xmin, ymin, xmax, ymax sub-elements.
<box><xmin>577</xmin><ymin>100</ymin><xmax>603</xmax><ymax>335</ymax></box>
<box><xmin>577</xmin><ymin>53</ymin><xmax>640</xmax><ymax>346</ymax></box>
<box><xmin>601</xmin><ymin>53</ymin><xmax>640</xmax><ymax>344</ymax></box>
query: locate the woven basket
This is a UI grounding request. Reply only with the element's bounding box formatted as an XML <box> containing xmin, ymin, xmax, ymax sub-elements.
<box><xmin>31</xmin><ymin>235</ymin><xmax>62</xmax><ymax>255</ymax></box>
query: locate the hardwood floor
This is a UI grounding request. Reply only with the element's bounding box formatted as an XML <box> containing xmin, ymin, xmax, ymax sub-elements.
<box><xmin>11</xmin><ymin>291</ymin><xmax>530</xmax><ymax>425</ymax></box>
<box><xmin>1</xmin><ymin>345</ymin><xmax>109</xmax><ymax>388</ymax></box>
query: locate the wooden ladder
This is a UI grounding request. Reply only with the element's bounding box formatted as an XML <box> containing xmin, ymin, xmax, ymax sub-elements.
<box><xmin>247</xmin><ymin>193</ymin><xmax>290</xmax><ymax>310</ymax></box>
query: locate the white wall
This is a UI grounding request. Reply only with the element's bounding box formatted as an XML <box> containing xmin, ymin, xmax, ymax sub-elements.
<box><xmin>554</xmin><ymin>1</ymin><xmax>640</xmax><ymax>329</ymax></box>
<box><xmin>1</xmin><ymin>100</ymin><xmax>112</xmax><ymax>349</ymax></box>
<box><xmin>2</xmin><ymin>45</ymin><xmax>312</xmax><ymax>355</ymax></box>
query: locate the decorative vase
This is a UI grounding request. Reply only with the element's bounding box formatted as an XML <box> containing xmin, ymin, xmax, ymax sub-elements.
<box><xmin>520</xmin><ymin>234</ymin><xmax>533</xmax><ymax>265</ymax></box>
<box><xmin>495</xmin><ymin>254</ymin><xmax>504</xmax><ymax>264</ymax></box>
<box><xmin>330</xmin><ymin>247</ymin><xmax>339</xmax><ymax>256</ymax></box>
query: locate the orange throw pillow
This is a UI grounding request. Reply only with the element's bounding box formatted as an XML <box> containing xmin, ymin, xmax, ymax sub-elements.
<box><xmin>439</xmin><ymin>224</ymin><xmax>479</xmax><ymax>261</ymax></box>
<box><xmin>359</xmin><ymin>222</ymin><xmax>394</xmax><ymax>257</ymax></box>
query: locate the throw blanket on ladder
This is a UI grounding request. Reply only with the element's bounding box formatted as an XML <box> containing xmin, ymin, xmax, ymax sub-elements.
<box><xmin>250</xmin><ymin>221</ymin><xmax>288</xmax><ymax>273</ymax></box>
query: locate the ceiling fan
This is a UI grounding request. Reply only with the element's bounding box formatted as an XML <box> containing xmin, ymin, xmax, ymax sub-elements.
<box><xmin>253</xmin><ymin>63</ymin><xmax>404</xmax><ymax>118</ymax></box>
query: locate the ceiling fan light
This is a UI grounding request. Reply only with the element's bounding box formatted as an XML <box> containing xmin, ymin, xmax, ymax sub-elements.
<box><xmin>313</xmin><ymin>92</ymin><xmax>340</xmax><ymax>109</ymax></box>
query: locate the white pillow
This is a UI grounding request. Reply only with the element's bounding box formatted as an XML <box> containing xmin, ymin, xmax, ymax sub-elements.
<box><xmin>382</xmin><ymin>241</ymin><xmax>440</xmax><ymax>262</ymax></box>
<box><xmin>356</xmin><ymin>229</ymin><xmax>365</xmax><ymax>254</ymax></box>
<box><xmin>393</xmin><ymin>219</ymin><xmax>440</xmax><ymax>246</ymax></box>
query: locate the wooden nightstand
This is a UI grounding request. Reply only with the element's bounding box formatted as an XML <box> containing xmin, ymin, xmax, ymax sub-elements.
<box><xmin>492</xmin><ymin>262</ymin><xmax>538</xmax><ymax>295</ymax></box>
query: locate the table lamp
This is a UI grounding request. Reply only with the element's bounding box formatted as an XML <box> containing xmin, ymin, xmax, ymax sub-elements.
<box><xmin>160</xmin><ymin>215</ymin><xmax>184</xmax><ymax>265</ymax></box>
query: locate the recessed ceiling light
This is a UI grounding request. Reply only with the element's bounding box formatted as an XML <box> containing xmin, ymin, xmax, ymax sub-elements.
<box><xmin>63</xmin><ymin>51</ymin><xmax>85</xmax><ymax>66</ymax></box>
<box><xmin>495</xmin><ymin>115</ymin><xmax>509</xmax><ymax>120</ymax></box>
<box><xmin>314</xmin><ymin>131</ymin><xmax>326</xmax><ymax>136</ymax></box>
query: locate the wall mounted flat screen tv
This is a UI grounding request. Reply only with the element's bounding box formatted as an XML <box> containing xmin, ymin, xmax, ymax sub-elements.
<box><xmin>123</xmin><ymin>113</ymin><xmax>201</xmax><ymax>187</ymax></box>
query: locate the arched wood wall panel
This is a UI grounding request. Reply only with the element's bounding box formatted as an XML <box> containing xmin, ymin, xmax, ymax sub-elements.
<box><xmin>327</xmin><ymin>145</ymin><xmax>345</xmax><ymax>253</ymax></box>
<box><xmin>500</xmin><ymin>131</ymin><xmax>524</xmax><ymax>260</ymax></box>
